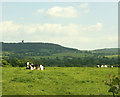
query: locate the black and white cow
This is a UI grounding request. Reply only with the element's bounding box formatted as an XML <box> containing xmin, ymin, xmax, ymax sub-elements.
<box><xmin>26</xmin><ymin>62</ymin><xmax>45</xmax><ymax>70</ymax></box>
<box><xmin>96</xmin><ymin>64</ymin><xmax>114</xmax><ymax>68</ymax></box>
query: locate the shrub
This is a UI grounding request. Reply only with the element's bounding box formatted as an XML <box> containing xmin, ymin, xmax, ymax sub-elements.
<box><xmin>104</xmin><ymin>74</ymin><xmax>120</xmax><ymax>97</ymax></box>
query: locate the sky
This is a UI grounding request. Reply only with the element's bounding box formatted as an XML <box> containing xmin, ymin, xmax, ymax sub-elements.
<box><xmin>0</xmin><ymin>2</ymin><xmax>118</xmax><ymax>50</ymax></box>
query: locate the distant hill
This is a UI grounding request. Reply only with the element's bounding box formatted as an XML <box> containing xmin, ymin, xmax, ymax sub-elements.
<box><xmin>1</xmin><ymin>42</ymin><xmax>118</xmax><ymax>67</ymax></box>
<box><xmin>92</xmin><ymin>48</ymin><xmax>118</xmax><ymax>55</ymax></box>
<box><xmin>2</xmin><ymin>42</ymin><xmax>118</xmax><ymax>58</ymax></box>
<box><xmin>2</xmin><ymin>42</ymin><xmax>79</xmax><ymax>57</ymax></box>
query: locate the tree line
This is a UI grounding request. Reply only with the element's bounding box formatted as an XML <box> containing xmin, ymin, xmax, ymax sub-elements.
<box><xmin>1</xmin><ymin>55</ymin><xmax>118</xmax><ymax>67</ymax></box>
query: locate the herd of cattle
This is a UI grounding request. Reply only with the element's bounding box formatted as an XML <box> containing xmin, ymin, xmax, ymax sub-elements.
<box><xmin>26</xmin><ymin>62</ymin><xmax>45</xmax><ymax>70</ymax></box>
<box><xmin>96</xmin><ymin>65</ymin><xmax>114</xmax><ymax>68</ymax></box>
<box><xmin>26</xmin><ymin>62</ymin><xmax>117</xmax><ymax>70</ymax></box>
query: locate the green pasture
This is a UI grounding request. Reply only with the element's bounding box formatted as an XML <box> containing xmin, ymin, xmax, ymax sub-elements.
<box><xmin>105</xmin><ymin>55</ymin><xmax>118</xmax><ymax>58</ymax></box>
<box><xmin>2</xmin><ymin>67</ymin><xmax>118</xmax><ymax>95</ymax></box>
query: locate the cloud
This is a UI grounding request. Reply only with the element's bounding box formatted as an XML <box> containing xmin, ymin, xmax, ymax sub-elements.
<box><xmin>77</xmin><ymin>3</ymin><xmax>90</xmax><ymax>15</ymax></box>
<box><xmin>46</xmin><ymin>6</ymin><xmax>78</xmax><ymax>18</ymax></box>
<box><xmin>34</xmin><ymin>4</ymin><xmax>90</xmax><ymax>18</ymax></box>
<box><xmin>87</xmin><ymin>22</ymin><xmax>102</xmax><ymax>32</ymax></box>
<box><xmin>78</xmin><ymin>3</ymin><xmax>88</xmax><ymax>8</ymax></box>
<box><xmin>1</xmin><ymin>21</ymin><xmax>117</xmax><ymax>49</ymax></box>
<box><xmin>1</xmin><ymin>21</ymin><xmax>103</xmax><ymax>35</ymax></box>
<box><xmin>1</xmin><ymin>21</ymin><xmax>103</xmax><ymax>45</ymax></box>
<box><xmin>1</xmin><ymin>21</ymin><xmax>21</xmax><ymax>35</ymax></box>
<box><xmin>0</xmin><ymin>21</ymin><xmax>21</xmax><ymax>41</ymax></box>
<box><xmin>35</xmin><ymin>9</ymin><xmax>44</xmax><ymax>15</ymax></box>
<box><xmin>23</xmin><ymin>24</ymin><xmax>38</xmax><ymax>34</ymax></box>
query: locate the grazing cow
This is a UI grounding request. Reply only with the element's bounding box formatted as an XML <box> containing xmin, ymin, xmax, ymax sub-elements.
<box><xmin>26</xmin><ymin>62</ymin><xmax>45</xmax><ymax>70</ymax></box>
<box><xmin>26</xmin><ymin>62</ymin><xmax>31</xmax><ymax>69</ymax></box>
<box><xmin>40</xmin><ymin>65</ymin><xmax>44</xmax><ymax>70</ymax></box>
<box><xmin>101</xmin><ymin>65</ymin><xmax>104</xmax><ymax>67</ymax></box>
<box><xmin>104</xmin><ymin>65</ymin><xmax>108</xmax><ymax>67</ymax></box>
<box><xmin>96</xmin><ymin>64</ymin><xmax>114</xmax><ymax>68</ymax></box>
<box><xmin>97</xmin><ymin>65</ymin><xmax>100</xmax><ymax>68</ymax></box>
<box><xmin>30</xmin><ymin>64</ymin><xmax>34</xmax><ymax>70</ymax></box>
<box><xmin>111</xmin><ymin>66</ymin><xmax>114</xmax><ymax>68</ymax></box>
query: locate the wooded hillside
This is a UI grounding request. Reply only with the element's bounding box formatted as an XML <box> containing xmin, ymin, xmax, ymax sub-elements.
<box><xmin>1</xmin><ymin>42</ymin><xmax>118</xmax><ymax>67</ymax></box>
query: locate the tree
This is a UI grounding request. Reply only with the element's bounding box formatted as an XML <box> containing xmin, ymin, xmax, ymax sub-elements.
<box><xmin>104</xmin><ymin>74</ymin><xmax>120</xmax><ymax>97</ymax></box>
<box><xmin>9</xmin><ymin>58</ymin><xmax>21</xmax><ymax>67</ymax></box>
<box><xmin>2</xmin><ymin>59</ymin><xmax>10</xmax><ymax>67</ymax></box>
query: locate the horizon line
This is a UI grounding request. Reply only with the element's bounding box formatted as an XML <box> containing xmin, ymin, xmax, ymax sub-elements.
<box><xmin>1</xmin><ymin>41</ymin><xmax>118</xmax><ymax>51</ymax></box>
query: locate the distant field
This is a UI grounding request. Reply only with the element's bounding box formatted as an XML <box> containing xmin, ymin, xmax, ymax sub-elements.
<box><xmin>2</xmin><ymin>67</ymin><xmax>118</xmax><ymax>95</ymax></box>
<box><xmin>105</xmin><ymin>55</ymin><xmax>118</xmax><ymax>58</ymax></box>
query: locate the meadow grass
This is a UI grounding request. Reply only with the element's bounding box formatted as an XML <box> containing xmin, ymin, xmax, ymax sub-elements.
<box><xmin>2</xmin><ymin>67</ymin><xmax>118</xmax><ymax>95</ymax></box>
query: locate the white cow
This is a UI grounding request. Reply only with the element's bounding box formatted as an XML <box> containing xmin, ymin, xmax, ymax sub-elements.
<box><xmin>111</xmin><ymin>66</ymin><xmax>114</xmax><ymax>68</ymax></box>
<box><xmin>101</xmin><ymin>65</ymin><xmax>104</xmax><ymax>67</ymax></box>
<box><xmin>104</xmin><ymin>65</ymin><xmax>108</xmax><ymax>67</ymax></box>
<box><xmin>97</xmin><ymin>65</ymin><xmax>100</xmax><ymax>68</ymax></box>
<box><xmin>26</xmin><ymin>62</ymin><xmax>30</xmax><ymax>69</ymax></box>
<box><xmin>40</xmin><ymin>65</ymin><xmax>44</xmax><ymax>70</ymax></box>
<box><xmin>26</xmin><ymin>62</ymin><xmax>45</xmax><ymax>70</ymax></box>
<box><xmin>30</xmin><ymin>65</ymin><xmax>34</xmax><ymax>70</ymax></box>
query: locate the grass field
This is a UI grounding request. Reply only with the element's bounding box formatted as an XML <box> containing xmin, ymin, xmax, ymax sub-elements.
<box><xmin>105</xmin><ymin>55</ymin><xmax>118</xmax><ymax>58</ymax></box>
<box><xmin>2</xmin><ymin>67</ymin><xmax>118</xmax><ymax>95</ymax></box>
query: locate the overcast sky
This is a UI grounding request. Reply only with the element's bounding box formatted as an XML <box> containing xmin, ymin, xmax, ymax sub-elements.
<box><xmin>0</xmin><ymin>2</ymin><xmax>118</xmax><ymax>50</ymax></box>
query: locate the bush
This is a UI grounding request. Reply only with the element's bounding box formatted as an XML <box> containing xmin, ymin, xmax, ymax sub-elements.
<box><xmin>104</xmin><ymin>74</ymin><xmax>120</xmax><ymax>97</ymax></box>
